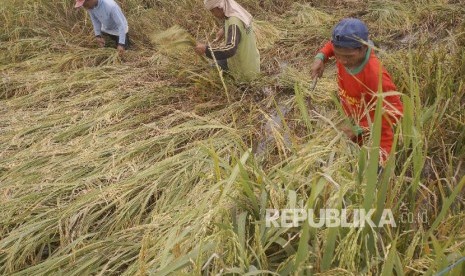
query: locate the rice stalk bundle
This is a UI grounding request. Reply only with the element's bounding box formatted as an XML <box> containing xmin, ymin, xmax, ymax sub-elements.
<box><xmin>253</xmin><ymin>20</ymin><xmax>283</xmax><ymax>50</ymax></box>
<box><xmin>1</xmin><ymin>0</ymin><xmax>465</xmax><ymax>275</ymax></box>
<box><xmin>150</xmin><ymin>25</ymin><xmax>195</xmax><ymax>53</ymax></box>
<box><xmin>366</xmin><ymin>0</ymin><xmax>412</xmax><ymax>35</ymax></box>
<box><xmin>416</xmin><ymin>2</ymin><xmax>464</xmax><ymax>30</ymax></box>
<box><xmin>292</xmin><ymin>3</ymin><xmax>333</xmax><ymax>27</ymax></box>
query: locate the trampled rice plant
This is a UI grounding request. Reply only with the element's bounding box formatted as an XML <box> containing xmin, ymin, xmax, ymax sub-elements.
<box><xmin>1</xmin><ymin>0</ymin><xmax>464</xmax><ymax>275</ymax></box>
<box><xmin>364</xmin><ymin>0</ymin><xmax>413</xmax><ymax>36</ymax></box>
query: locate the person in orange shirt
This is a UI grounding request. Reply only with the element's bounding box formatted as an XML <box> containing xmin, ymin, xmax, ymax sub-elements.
<box><xmin>311</xmin><ymin>18</ymin><xmax>403</xmax><ymax>166</ymax></box>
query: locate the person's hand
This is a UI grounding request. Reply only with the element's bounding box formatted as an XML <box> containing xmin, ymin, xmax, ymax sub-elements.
<box><xmin>311</xmin><ymin>58</ymin><xmax>325</xmax><ymax>80</ymax></box>
<box><xmin>340</xmin><ymin>124</ymin><xmax>356</xmax><ymax>140</ymax></box>
<box><xmin>117</xmin><ymin>44</ymin><xmax>125</xmax><ymax>55</ymax></box>
<box><xmin>213</xmin><ymin>28</ymin><xmax>225</xmax><ymax>43</ymax></box>
<box><xmin>339</xmin><ymin>124</ymin><xmax>364</xmax><ymax>141</ymax></box>
<box><xmin>96</xmin><ymin>36</ymin><xmax>105</xmax><ymax>48</ymax></box>
<box><xmin>195</xmin><ymin>43</ymin><xmax>207</xmax><ymax>55</ymax></box>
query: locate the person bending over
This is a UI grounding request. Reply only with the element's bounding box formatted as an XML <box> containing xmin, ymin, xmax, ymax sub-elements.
<box><xmin>195</xmin><ymin>0</ymin><xmax>260</xmax><ymax>82</ymax></box>
<box><xmin>75</xmin><ymin>0</ymin><xmax>130</xmax><ymax>55</ymax></box>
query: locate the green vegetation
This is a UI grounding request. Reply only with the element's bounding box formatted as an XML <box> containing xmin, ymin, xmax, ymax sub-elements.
<box><xmin>1</xmin><ymin>0</ymin><xmax>464</xmax><ymax>275</ymax></box>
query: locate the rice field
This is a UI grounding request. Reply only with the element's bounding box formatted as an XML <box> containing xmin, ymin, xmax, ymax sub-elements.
<box><xmin>1</xmin><ymin>0</ymin><xmax>464</xmax><ymax>275</ymax></box>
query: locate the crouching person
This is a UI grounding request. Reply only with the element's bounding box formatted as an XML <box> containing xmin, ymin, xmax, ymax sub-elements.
<box><xmin>75</xmin><ymin>0</ymin><xmax>130</xmax><ymax>55</ymax></box>
<box><xmin>195</xmin><ymin>0</ymin><xmax>260</xmax><ymax>82</ymax></box>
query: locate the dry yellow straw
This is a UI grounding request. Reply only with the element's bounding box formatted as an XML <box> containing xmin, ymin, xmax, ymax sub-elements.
<box><xmin>150</xmin><ymin>25</ymin><xmax>196</xmax><ymax>53</ymax></box>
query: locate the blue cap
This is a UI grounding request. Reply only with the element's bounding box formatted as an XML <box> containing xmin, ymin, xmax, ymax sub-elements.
<box><xmin>332</xmin><ymin>18</ymin><xmax>369</xmax><ymax>48</ymax></box>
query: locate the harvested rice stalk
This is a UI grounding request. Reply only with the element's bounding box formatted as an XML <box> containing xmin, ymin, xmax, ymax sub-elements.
<box><xmin>366</xmin><ymin>0</ymin><xmax>412</xmax><ymax>35</ymax></box>
<box><xmin>291</xmin><ymin>3</ymin><xmax>333</xmax><ymax>27</ymax></box>
<box><xmin>150</xmin><ymin>25</ymin><xmax>196</xmax><ymax>53</ymax></box>
<box><xmin>254</xmin><ymin>20</ymin><xmax>283</xmax><ymax>50</ymax></box>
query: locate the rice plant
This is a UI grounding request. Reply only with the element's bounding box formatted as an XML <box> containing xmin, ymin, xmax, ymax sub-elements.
<box><xmin>150</xmin><ymin>25</ymin><xmax>196</xmax><ymax>53</ymax></box>
<box><xmin>1</xmin><ymin>0</ymin><xmax>464</xmax><ymax>275</ymax></box>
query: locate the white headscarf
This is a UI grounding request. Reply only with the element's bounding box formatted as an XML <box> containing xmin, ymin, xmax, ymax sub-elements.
<box><xmin>204</xmin><ymin>0</ymin><xmax>253</xmax><ymax>28</ymax></box>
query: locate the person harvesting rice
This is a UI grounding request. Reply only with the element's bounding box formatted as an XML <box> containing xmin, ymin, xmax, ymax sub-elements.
<box><xmin>75</xmin><ymin>0</ymin><xmax>130</xmax><ymax>55</ymax></box>
<box><xmin>311</xmin><ymin>18</ymin><xmax>403</xmax><ymax>167</ymax></box>
<box><xmin>194</xmin><ymin>0</ymin><xmax>260</xmax><ymax>82</ymax></box>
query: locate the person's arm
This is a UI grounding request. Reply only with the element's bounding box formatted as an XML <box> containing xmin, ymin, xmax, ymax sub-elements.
<box><xmin>89</xmin><ymin>12</ymin><xmax>102</xmax><ymax>37</ymax></box>
<box><xmin>205</xmin><ymin>24</ymin><xmax>241</xmax><ymax>60</ymax></box>
<box><xmin>89</xmin><ymin>12</ymin><xmax>105</xmax><ymax>47</ymax></box>
<box><xmin>315</xmin><ymin>41</ymin><xmax>335</xmax><ymax>62</ymax></box>
<box><xmin>213</xmin><ymin>28</ymin><xmax>225</xmax><ymax>43</ymax></box>
<box><xmin>109</xmin><ymin>6</ymin><xmax>128</xmax><ymax>45</ymax></box>
<box><xmin>311</xmin><ymin>41</ymin><xmax>334</xmax><ymax>79</ymax></box>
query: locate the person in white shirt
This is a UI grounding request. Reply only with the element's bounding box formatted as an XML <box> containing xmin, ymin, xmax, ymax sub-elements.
<box><xmin>75</xmin><ymin>0</ymin><xmax>130</xmax><ymax>55</ymax></box>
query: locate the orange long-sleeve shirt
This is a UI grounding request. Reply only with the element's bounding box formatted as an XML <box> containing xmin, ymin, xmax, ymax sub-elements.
<box><xmin>317</xmin><ymin>41</ymin><xmax>403</xmax><ymax>162</ymax></box>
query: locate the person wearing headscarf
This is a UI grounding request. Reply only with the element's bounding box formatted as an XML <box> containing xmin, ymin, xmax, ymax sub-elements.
<box><xmin>194</xmin><ymin>0</ymin><xmax>260</xmax><ymax>82</ymax></box>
